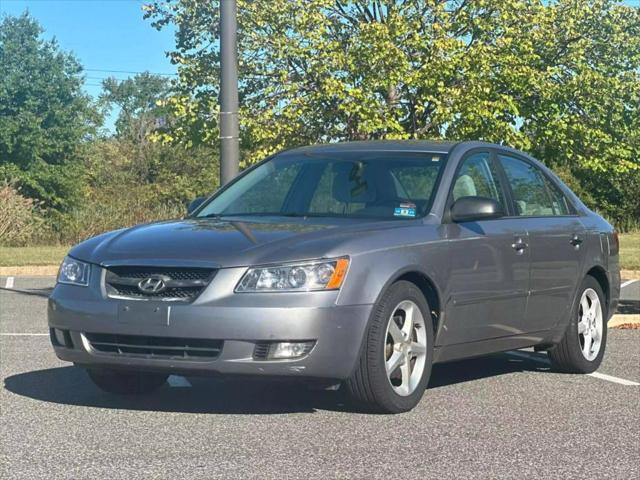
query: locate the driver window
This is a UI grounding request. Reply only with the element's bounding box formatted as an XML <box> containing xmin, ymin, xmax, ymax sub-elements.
<box><xmin>453</xmin><ymin>153</ymin><xmax>506</xmax><ymax>207</ymax></box>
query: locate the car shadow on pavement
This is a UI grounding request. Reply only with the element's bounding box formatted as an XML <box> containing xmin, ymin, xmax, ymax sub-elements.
<box><xmin>3</xmin><ymin>352</ymin><xmax>549</xmax><ymax>415</ymax></box>
<box><xmin>0</xmin><ymin>286</ymin><xmax>53</xmax><ymax>298</ymax></box>
<box><xmin>3</xmin><ymin>366</ymin><xmax>346</xmax><ymax>414</ymax></box>
<box><xmin>429</xmin><ymin>351</ymin><xmax>550</xmax><ymax>388</ymax></box>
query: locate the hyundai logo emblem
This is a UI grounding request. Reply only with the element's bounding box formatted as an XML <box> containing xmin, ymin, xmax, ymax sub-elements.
<box><xmin>138</xmin><ymin>275</ymin><xmax>168</xmax><ymax>294</ymax></box>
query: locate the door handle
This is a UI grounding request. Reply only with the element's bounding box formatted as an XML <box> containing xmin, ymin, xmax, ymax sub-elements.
<box><xmin>569</xmin><ymin>235</ymin><xmax>583</xmax><ymax>248</ymax></box>
<box><xmin>511</xmin><ymin>238</ymin><xmax>528</xmax><ymax>254</ymax></box>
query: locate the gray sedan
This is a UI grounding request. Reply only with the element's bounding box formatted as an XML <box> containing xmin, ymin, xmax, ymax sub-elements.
<box><xmin>48</xmin><ymin>141</ymin><xmax>620</xmax><ymax>413</ymax></box>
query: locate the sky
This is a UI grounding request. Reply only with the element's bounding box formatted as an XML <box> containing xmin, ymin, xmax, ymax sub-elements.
<box><xmin>0</xmin><ymin>0</ymin><xmax>177</xmax><ymax>131</ymax></box>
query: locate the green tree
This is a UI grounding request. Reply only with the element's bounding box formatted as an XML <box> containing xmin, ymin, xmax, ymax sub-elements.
<box><xmin>99</xmin><ymin>73</ymin><xmax>174</xmax><ymax>182</ymax></box>
<box><xmin>0</xmin><ymin>13</ymin><xmax>100</xmax><ymax>211</ymax></box>
<box><xmin>100</xmin><ymin>72</ymin><xmax>171</xmax><ymax>142</ymax></box>
<box><xmin>144</xmin><ymin>0</ymin><xmax>640</xmax><ymax>226</ymax></box>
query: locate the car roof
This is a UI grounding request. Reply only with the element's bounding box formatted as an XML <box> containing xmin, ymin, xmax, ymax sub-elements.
<box><xmin>280</xmin><ymin>140</ymin><xmax>543</xmax><ymax>167</ymax></box>
<box><xmin>283</xmin><ymin>140</ymin><xmax>460</xmax><ymax>155</ymax></box>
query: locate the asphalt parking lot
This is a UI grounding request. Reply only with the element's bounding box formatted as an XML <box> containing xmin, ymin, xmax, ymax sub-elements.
<box><xmin>1</xmin><ymin>277</ymin><xmax>639</xmax><ymax>479</ymax></box>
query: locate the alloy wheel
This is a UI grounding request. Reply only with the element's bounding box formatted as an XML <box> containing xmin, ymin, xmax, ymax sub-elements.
<box><xmin>384</xmin><ymin>300</ymin><xmax>428</xmax><ymax>396</ymax></box>
<box><xmin>577</xmin><ymin>288</ymin><xmax>603</xmax><ymax>361</ymax></box>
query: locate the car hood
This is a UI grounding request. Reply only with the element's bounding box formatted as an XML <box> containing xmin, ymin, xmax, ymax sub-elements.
<box><xmin>68</xmin><ymin>217</ymin><xmax>413</xmax><ymax>268</ymax></box>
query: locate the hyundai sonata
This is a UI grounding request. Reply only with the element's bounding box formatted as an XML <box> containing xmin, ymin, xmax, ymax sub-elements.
<box><xmin>49</xmin><ymin>141</ymin><xmax>620</xmax><ymax>413</ymax></box>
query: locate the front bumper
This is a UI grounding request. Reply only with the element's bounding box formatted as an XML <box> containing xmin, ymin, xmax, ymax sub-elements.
<box><xmin>47</xmin><ymin>266</ymin><xmax>372</xmax><ymax>381</ymax></box>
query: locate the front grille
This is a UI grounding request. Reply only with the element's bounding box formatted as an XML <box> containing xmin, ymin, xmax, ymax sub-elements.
<box><xmin>84</xmin><ymin>332</ymin><xmax>223</xmax><ymax>361</ymax></box>
<box><xmin>107</xmin><ymin>284</ymin><xmax>199</xmax><ymax>300</ymax></box>
<box><xmin>104</xmin><ymin>266</ymin><xmax>216</xmax><ymax>302</ymax></box>
<box><xmin>107</xmin><ymin>266</ymin><xmax>212</xmax><ymax>281</ymax></box>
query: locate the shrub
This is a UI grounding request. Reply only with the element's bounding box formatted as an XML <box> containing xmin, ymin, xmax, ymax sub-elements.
<box><xmin>55</xmin><ymin>196</ymin><xmax>184</xmax><ymax>245</ymax></box>
<box><xmin>0</xmin><ymin>182</ymin><xmax>46</xmax><ymax>246</ymax></box>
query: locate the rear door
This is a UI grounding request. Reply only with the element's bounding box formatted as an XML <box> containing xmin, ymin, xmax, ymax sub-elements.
<box><xmin>440</xmin><ymin>151</ymin><xmax>530</xmax><ymax>345</ymax></box>
<box><xmin>497</xmin><ymin>154</ymin><xmax>586</xmax><ymax>332</ymax></box>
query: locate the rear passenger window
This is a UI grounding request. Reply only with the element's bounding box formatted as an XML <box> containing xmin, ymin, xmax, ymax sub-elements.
<box><xmin>452</xmin><ymin>152</ymin><xmax>506</xmax><ymax>207</ymax></box>
<box><xmin>499</xmin><ymin>155</ymin><xmax>569</xmax><ymax>216</ymax></box>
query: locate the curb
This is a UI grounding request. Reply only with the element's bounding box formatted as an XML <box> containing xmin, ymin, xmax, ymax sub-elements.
<box><xmin>0</xmin><ymin>266</ymin><xmax>59</xmax><ymax>276</ymax></box>
<box><xmin>621</xmin><ymin>270</ymin><xmax>640</xmax><ymax>279</ymax></box>
<box><xmin>608</xmin><ymin>314</ymin><xmax>640</xmax><ymax>328</ymax></box>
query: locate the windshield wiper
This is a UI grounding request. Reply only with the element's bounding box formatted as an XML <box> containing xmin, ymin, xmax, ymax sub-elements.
<box><xmin>277</xmin><ymin>212</ymin><xmax>308</xmax><ymax>217</ymax></box>
<box><xmin>202</xmin><ymin>212</ymin><xmax>308</xmax><ymax>218</ymax></box>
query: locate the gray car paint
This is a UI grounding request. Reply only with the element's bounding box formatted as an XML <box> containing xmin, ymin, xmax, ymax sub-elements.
<box><xmin>48</xmin><ymin>140</ymin><xmax>620</xmax><ymax>380</ymax></box>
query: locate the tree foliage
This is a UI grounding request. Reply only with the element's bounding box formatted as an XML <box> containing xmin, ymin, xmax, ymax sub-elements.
<box><xmin>0</xmin><ymin>14</ymin><xmax>222</xmax><ymax>246</ymax></box>
<box><xmin>100</xmin><ymin>73</ymin><xmax>172</xmax><ymax>142</ymax></box>
<box><xmin>0</xmin><ymin>13</ymin><xmax>99</xmax><ymax>210</ymax></box>
<box><xmin>144</xmin><ymin>0</ymin><xmax>640</xmax><ymax>175</ymax></box>
<box><xmin>56</xmin><ymin>138</ymin><xmax>219</xmax><ymax>244</ymax></box>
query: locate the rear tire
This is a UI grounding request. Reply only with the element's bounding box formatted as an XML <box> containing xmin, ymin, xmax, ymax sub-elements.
<box><xmin>87</xmin><ymin>369</ymin><xmax>168</xmax><ymax>395</ymax></box>
<box><xmin>346</xmin><ymin>281</ymin><xmax>434</xmax><ymax>413</ymax></box>
<box><xmin>548</xmin><ymin>276</ymin><xmax>607</xmax><ymax>373</ymax></box>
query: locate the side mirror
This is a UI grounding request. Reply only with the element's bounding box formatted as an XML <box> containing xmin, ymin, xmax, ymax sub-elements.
<box><xmin>187</xmin><ymin>197</ymin><xmax>206</xmax><ymax>215</ymax></box>
<box><xmin>450</xmin><ymin>196</ymin><xmax>504</xmax><ymax>223</ymax></box>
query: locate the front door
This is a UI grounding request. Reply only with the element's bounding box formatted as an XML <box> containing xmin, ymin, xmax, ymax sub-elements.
<box><xmin>439</xmin><ymin>151</ymin><xmax>530</xmax><ymax>346</ymax></box>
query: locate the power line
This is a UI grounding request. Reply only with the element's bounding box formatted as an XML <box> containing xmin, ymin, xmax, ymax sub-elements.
<box><xmin>86</xmin><ymin>76</ymin><xmax>121</xmax><ymax>81</ymax></box>
<box><xmin>84</xmin><ymin>68</ymin><xmax>176</xmax><ymax>76</ymax></box>
<box><xmin>85</xmin><ymin>76</ymin><xmax>169</xmax><ymax>81</ymax></box>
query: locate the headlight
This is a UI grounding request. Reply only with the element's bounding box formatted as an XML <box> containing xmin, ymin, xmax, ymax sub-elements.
<box><xmin>236</xmin><ymin>258</ymin><xmax>349</xmax><ymax>292</ymax></box>
<box><xmin>57</xmin><ymin>256</ymin><xmax>91</xmax><ymax>286</ymax></box>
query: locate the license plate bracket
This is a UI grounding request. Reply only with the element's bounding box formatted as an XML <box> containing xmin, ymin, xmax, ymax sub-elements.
<box><xmin>117</xmin><ymin>302</ymin><xmax>169</xmax><ymax>326</ymax></box>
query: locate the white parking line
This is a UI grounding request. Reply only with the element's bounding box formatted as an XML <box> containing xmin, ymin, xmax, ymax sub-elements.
<box><xmin>620</xmin><ymin>279</ymin><xmax>638</xmax><ymax>289</ymax></box>
<box><xmin>506</xmin><ymin>351</ymin><xmax>639</xmax><ymax>386</ymax></box>
<box><xmin>167</xmin><ymin>375</ymin><xmax>192</xmax><ymax>387</ymax></box>
<box><xmin>588</xmin><ymin>372</ymin><xmax>640</xmax><ymax>386</ymax></box>
<box><xmin>4</xmin><ymin>276</ymin><xmax>14</xmax><ymax>289</ymax></box>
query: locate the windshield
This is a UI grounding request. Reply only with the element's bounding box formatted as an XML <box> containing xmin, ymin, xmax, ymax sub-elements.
<box><xmin>196</xmin><ymin>151</ymin><xmax>447</xmax><ymax>220</ymax></box>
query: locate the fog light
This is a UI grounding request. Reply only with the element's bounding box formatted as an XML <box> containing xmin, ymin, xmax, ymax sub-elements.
<box><xmin>50</xmin><ymin>328</ymin><xmax>73</xmax><ymax>348</ymax></box>
<box><xmin>271</xmin><ymin>341</ymin><xmax>315</xmax><ymax>359</ymax></box>
<box><xmin>53</xmin><ymin>328</ymin><xmax>66</xmax><ymax>346</ymax></box>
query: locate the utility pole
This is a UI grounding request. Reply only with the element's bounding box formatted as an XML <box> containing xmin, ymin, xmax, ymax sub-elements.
<box><xmin>219</xmin><ymin>0</ymin><xmax>239</xmax><ymax>186</ymax></box>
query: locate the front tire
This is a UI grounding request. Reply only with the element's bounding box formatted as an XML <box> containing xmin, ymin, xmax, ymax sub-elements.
<box><xmin>548</xmin><ymin>276</ymin><xmax>607</xmax><ymax>373</ymax></box>
<box><xmin>87</xmin><ymin>369</ymin><xmax>168</xmax><ymax>395</ymax></box>
<box><xmin>346</xmin><ymin>281</ymin><xmax>434</xmax><ymax>413</ymax></box>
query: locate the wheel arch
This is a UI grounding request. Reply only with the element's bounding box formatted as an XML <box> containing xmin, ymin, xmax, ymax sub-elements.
<box><xmin>373</xmin><ymin>267</ymin><xmax>443</xmax><ymax>337</ymax></box>
<box><xmin>343</xmin><ymin>260</ymin><xmax>446</xmax><ymax>382</ymax></box>
<box><xmin>585</xmin><ymin>265</ymin><xmax>610</xmax><ymax>315</ymax></box>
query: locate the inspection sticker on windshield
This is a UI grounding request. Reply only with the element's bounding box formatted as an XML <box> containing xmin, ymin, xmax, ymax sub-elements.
<box><xmin>394</xmin><ymin>203</ymin><xmax>416</xmax><ymax>217</ymax></box>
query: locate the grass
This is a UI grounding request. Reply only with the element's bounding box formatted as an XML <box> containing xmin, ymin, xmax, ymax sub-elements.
<box><xmin>0</xmin><ymin>245</ymin><xmax>69</xmax><ymax>267</ymax></box>
<box><xmin>619</xmin><ymin>232</ymin><xmax>640</xmax><ymax>271</ymax></box>
<box><xmin>0</xmin><ymin>232</ymin><xmax>638</xmax><ymax>271</ymax></box>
